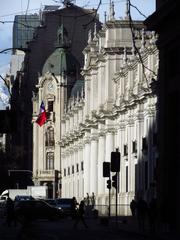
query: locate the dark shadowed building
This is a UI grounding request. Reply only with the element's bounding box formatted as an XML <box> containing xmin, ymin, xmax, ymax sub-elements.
<box><xmin>10</xmin><ymin>3</ymin><xmax>101</xmax><ymax>189</ymax></box>
<box><xmin>145</xmin><ymin>0</ymin><xmax>180</xmax><ymax>236</ymax></box>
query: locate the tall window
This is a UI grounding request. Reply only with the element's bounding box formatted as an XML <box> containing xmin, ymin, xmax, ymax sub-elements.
<box><xmin>142</xmin><ymin>137</ymin><xmax>148</xmax><ymax>151</ymax></box>
<box><xmin>126</xmin><ymin>166</ymin><xmax>128</xmax><ymax>192</ymax></box>
<box><xmin>76</xmin><ymin>163</ymin><xmax>79</xmax><ymax>172</ymax></box>
<box><xmin>81</xmin><ymin>161</ymin><xmax>84</xmax><ymax>171</ymax></box>
<box><xmin>45</xmin><ymin>127</ymin><xmax>54</xmax><ymax>146</ymax></box>
<box><xmin>48</xmin><ymin>101</ymin><xmax>54</xmax><ymax>112</ymax></box>
<box><xmin>124</xmin><ymin>144</ymin><xmax>128</xmax><ymax>156</ymax></box>
<box><xmin>132</xmin><ymin>140</ymin><xmax>137</xmax><ymax>153</ymax></box>
<box><xmin>46</xmin><ymin>152</ymin><xmax>54</xmax><ymax>170</ymax></box>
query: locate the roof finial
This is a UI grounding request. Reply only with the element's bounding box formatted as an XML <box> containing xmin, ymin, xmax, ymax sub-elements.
<box><xmin>81</xmin><ymin>86</ymin><xmax>84</xmax><ymax>99</ymax></box>
<box><xmin>123</xmin><ymin>46</ymin><xmax>127</xmax><ymax>65</ymax></box>
<box><xmin>104</xmin><ymin>11</ymin><xmax>107</xmax><ymax>24</ymax></box>
<box><xmin>124</xmin><ymin>0</ymin><xmax>130</xmax><ymax>20</ymax></box>
<box><xmin>88</xmin><ymin>29</ymin><xmax>92</xmax><ymax>44</ymax></box>
<box><xmin>93</xmin><ymin>22</ymin><xmax>98</xmax><ymax>41</ymax></box>
<box><xmin>109</xmin><ymin>1</ymin><xmax>115</xmax><ymax>21</ymax></box>
<box><xmin>112</xmin><ymin>1</ymin><xmax>115</xmax><ymax>20</ymax></box>
<box><xmin>140</xmin><ymin>28</ymin><xmax>145</xmax><ymax>52</ymax></box>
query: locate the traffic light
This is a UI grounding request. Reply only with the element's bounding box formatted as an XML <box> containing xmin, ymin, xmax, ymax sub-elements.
<box><xmin>107</xmin><ymin>179</ymin><xmax>111</xmax><ymax>189</ymax></box>
<box><xmin>103</xmin><ymin>162</ymin><xmax>110</xmax><ymax>177</ymax></box>
<box><xmin>111</xmin><ymin>151</ymin><xmax>120</xmax><ymax>172</ymax></box>
<box><xmin>112</xmin><ymin>173</ymin><xmax>118</xmax><ymax>189</ymax></box>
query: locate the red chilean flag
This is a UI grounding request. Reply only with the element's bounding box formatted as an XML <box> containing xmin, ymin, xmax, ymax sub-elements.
<box><xmin>36</xmin><ymin>101</ymin><xmax>47</xmax><ymax>126</ymax></box>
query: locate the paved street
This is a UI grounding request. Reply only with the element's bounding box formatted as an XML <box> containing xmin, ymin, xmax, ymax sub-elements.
<box><xmin>0</xmin><ymin>216</ymin><xmax>178</xmax><ymax>240</ymax></box>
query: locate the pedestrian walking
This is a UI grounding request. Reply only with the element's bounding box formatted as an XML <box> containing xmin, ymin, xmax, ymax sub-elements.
<box><xmin>71</xmin><ymin>197</ymin><xmax>78</xmax><ymax>219</ymax></box>
<box><xmin>73</xmin><ymin>200</ymin><xmax>88</xmax><ymax>229</ymax></box>
<box><xmin>5</xmin><ymin>197</ymin><xmax>16</xmax><ymax>227</ymax></box>
<box><xmin>136</xmin><ymin>197</ymin><xmax>148</xmax><ymax>231</ymax></box>
<box><xmin>91</xmin><ymin>192</ymin><xmax>96</xmax><ymax>209</ymax></box>
<box><xmin>148</xmin><ymin>198</ymin><xmax>157</xmax><ymax>233</ymax></box>
<box><xmin>130</xmin><ymin>199</ymin><xmax>137</xmax><ymax>217</ymax></box>
<box><xmin>85</xmin><ymin>193</ymin><xmax>90</xmax><ymax>206</ymax></box>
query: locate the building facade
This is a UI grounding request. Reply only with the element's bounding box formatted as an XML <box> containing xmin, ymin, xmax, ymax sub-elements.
<box><xmin>10</xmin><ymin>3</ymin><xmax>101</xmax><ymax>189</ymax></box>
<box><xmin>31</xmin><ymin>4</ymin><xmax>101</xmax><ymax>198</ymax></box>
<box><xmin>32</xmin><ymin>2</ymin><xmax>159</xmax><ymax>215</ymax></box>
<box><xmin>145</xmin><ymin>0</ymin><xmax>180</xmax><ymax>234</ymax></box>
<box><xmin>60</xmin><ymin>16</ymin><xmax>158</xmax><ymax>213</ymax></box>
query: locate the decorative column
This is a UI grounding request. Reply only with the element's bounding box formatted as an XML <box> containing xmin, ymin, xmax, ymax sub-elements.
<box><xmin>127</xmin><ymin>114</ymin><xmax>135</xmax><ymax>202</ymax></box>
<box><xmin>135</xmin><ymin>107</ymin><xmax>144</xmax><ymax>198</ymax></box>
<box><xmin>97</xmin><ymin>130</ymin><xmax>106</xmax><ymax>199</ymax></box>
<box><xmin>90</xmin><ymin>131</ymin><xmax>98</xmax><ymax>194</ymax></box>
<box><xmin>77</xmin><ymin>143</ymin><xmax>83</xmax><ymax>199</ymax></box>
<box><xmin>83</xmin><ymin>134</ymin><xmax>91</xmax><ymax>195</ymax></box>
<box><xmin>105</xmin><ymin>124</ymin><xmax>115</xmax><ymax>195</ymax></box>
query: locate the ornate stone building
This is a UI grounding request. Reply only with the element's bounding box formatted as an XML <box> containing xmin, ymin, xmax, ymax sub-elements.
<box><xmin>60</xmin><ymin>13</ymin><xmax>158</xmax><ymax>213</ymax></box>
<box><xmin>32</xmin><ymin>3</ymin><xmax>159</xmax><ymax>214</ymax></box>
<box><xmin>10</xmin><ymin>3</ymin><xmax>100</xmax><ymax>192</ymax></box>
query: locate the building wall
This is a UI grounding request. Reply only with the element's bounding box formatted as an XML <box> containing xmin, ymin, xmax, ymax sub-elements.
<box><xmin>60</xmin><ymin>19</ymin><xmax>158</xmax><ymax>214</ymax></box>
<box><xmin>11</xmin><ymin>4</ymin><xmax>101</xmax><ymax>180</ymax></box>
<box><xmin>145</xmin><ymin>0</ymin><xmax>180</xmax><ymax>234</ymax></box>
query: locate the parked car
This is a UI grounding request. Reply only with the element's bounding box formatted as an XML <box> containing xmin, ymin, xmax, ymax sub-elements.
<box><xmin>14</xmin><ymin>200</ymin><xmax>63</xmax><ymax>224</ymax></box>
<box><xmin>15</xmin><ymin>195</ymin><xmax>34</xmax><ymax>201</ymax></box>
<box><xmin>0</xmin><ymin>201</ymin><xmax>6</xmax><ymax>218</ymax></box>
<box><xmin>43</xmin><ymin>199</ymin><xmax>57</xmax><ymax>207</ymax></box>
<box><xmin>55</xmin><ymin>198</ymin><xmax>72</xmax><ymax>216</ymax></box>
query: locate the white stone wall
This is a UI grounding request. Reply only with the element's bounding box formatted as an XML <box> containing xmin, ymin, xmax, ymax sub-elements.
<box><xmin>60</xmin><ymin>18</ymin><xmax>158</xmax><ymax>215</ymax></box>
<box><xmin>33</xmin><ymin>16</ymin><xmax>159</xmax><ymax>215</ymax></box>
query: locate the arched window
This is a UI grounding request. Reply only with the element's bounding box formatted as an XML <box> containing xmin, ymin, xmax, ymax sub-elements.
<box><xmin>45</xmin><ymin>127</ymin><xmax>54</xmax><ymax>146</ymax></box>
<box><xmin>46</xmin><ymin>152</ymin><xmax>54</xmax><ymax>170</ymax></box>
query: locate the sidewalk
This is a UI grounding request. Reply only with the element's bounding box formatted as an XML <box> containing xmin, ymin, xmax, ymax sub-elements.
<box><xmin>0</xmin><ymin>215</ymin><xmax>179</xmax><ymax>240</ymax></box>
<box><xmin>97</xmin><ymin>215</ymin><xmax>179</xmax><ymax>240</ymax></box>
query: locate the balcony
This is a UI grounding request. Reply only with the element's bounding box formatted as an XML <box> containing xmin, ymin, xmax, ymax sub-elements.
<box><xmin>38</xmin><ymin>170</ymin><xmax>55</xmax><ymax>181</ymax></box>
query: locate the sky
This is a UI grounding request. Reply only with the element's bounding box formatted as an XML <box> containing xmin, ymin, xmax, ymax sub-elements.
<box><xmin>0</xmin><ymin>0</ymin><xmax>155</xmax><ymax>107</ymax></box>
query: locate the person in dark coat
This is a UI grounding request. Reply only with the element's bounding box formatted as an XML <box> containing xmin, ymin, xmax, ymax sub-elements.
<box><xmin>5</xmin><ymin>197</ymin><xmax>16</xmax><ymax>227</ymax></box>
<box><xmin>71</xmin><ymin>197</ymin><xmax>78</xmax><ymax>219</ymax></box>
<box><xmin>136</xmin><ymin>197</ymin><xmax>148</xmax><ymax>231</ymax></box>
<box><xmin>148</xmin><ymin>198</ymin><xmax>157</xmax><ymax>233</ymax></box>
<box><xmin>130</xmin><ymin>199</ymin><xmax>137</xmax><ymax>217</ymax></box>
<box><xmin>73</xmin><ymin>200</ymin><xmax>88</xmax><ymax>229</ymax></box>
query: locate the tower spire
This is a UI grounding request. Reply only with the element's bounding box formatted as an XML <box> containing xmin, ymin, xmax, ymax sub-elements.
<box><xmin>109</xmin><ymin>0</ymin><xmax>115</xmax><ymax>21</ymax></box>
<box><xmin>124</xmin><ymin>0</ymin><xmax>129</xmax><ymax>20</ymax></box>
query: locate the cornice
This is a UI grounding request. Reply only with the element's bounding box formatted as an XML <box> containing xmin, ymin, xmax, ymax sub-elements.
<box><xmin>98</xmin><ymin>129</ymin><xmax>106</xmax><ymax>137</ymax></box>
<box><xmin>105</xmin><ymin>128</ymin><xmax>117</xmax><ymax>135</ymax></box>
<box><xmin>90</xmin><ymin>133</ymin><xmax>99</xmax><ymax>142</ymax></box>
<box><xmin>83</xmin><ymin>137</ymin><xmax>91</xmax><ymax>145</ymax></box>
